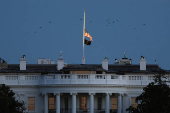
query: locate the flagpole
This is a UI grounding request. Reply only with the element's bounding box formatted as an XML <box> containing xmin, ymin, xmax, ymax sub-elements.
<box><xmin>82</xmin><ymin>9</ymin><xmax>85</xmax><ymax>64</ymax></box>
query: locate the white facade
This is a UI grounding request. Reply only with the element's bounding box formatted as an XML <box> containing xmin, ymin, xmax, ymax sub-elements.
<box><xmin>1</xmin><ymin>73</ymin><xmax>170</xmax><ymax>113</ymax></box>
<box><xmin>0</xmin><ymin>55</ymin><xmax>169</xmax><ymax>113</ymax></box>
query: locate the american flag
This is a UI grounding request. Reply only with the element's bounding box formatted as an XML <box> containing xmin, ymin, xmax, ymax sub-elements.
<box><xmin>84</xmin><ymin>29</ymin><xmax>93</xmax><ymax>41</ymax></box>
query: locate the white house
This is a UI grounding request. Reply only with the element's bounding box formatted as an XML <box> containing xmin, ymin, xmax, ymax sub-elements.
<box><xmin>0</xmin><ymin>54</ymin><xmax>169</xmax><ymax>113</ymax></box>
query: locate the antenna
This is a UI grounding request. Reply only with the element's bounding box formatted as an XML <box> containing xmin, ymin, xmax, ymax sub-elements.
<box><xmin>60</xmin><ymin>51</ymin><xmax>62</xmax><ymax>58</ymax></box>
<box><xmin>124</xmin><ymin>51</ymin><xmax>126</xmax><ymax>58</ymax></box>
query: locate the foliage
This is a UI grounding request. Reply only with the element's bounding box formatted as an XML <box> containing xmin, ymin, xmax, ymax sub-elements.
<box><xmin>0</xmin><ymin>84</ymin><xmax>26</xmax><ymax>113</ymax></box>
<box><xmin>126</xmin><ymin>71</ymin><xmax>170</xmax><ymax>113</ymax></box>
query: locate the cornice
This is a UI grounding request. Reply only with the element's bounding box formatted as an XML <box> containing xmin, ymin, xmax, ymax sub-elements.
<box><xmin>8</xmin><ymin>84</ymin><xmax>147</xmax><ymax>88</ymax></box>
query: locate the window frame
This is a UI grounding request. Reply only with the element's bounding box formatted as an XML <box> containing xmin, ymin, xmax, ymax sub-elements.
<box><xmin>48</xmin><ymin>97</ymin><xmax>55</xmax><ymax>110</ymax></box>
<box><xmin>28</xmin><ymin>97</ymin><xmax>35</xmax><ymax>111</ymax></box>
<box><xmin>131</xmin><ymin>97</ymin><xmax>138</xmax><ymax>108</ymax></box>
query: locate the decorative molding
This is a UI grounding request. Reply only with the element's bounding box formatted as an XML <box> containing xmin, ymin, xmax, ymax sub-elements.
<box><xmin>117</xmin><ymin>93</ymin><xmax>127</xmax><ymax>96</ymax></box>
<box><xmin>70</xmin><ymin>93</ymin><xmax>77</xmax><ymax>95</ymax></box>
<box><xmin>103</xmin><ymin>93</ymin><xmax>112</xmax><ymax>96</ymax></box>
<box><xmin>17</xmin><ymin>93</ymin><xmax>25</xmax><ymax>96</ymax></box>
<box><xmin>42</xmin><ymin>93</ymin><xmax>47</xmax><ymax>96</ymax></box>
<box><xmin>117</xmin><ymin>93</ymin><xmax>122</xmax><ymax>96</ymax></box>
<box><xmin>54</xmin><ymin>93</ymin><xmax>60</xmax><ymax>96</ymax></box>
<box><xmin>123</xmin><ymin>93</ymin><xmax>127</xmax><ymax>96</ymax></box>
<box><xmin>89</xmin><ymin>93</ymin><xmax>95</xmax><ymax>95</ymax></box>
<box><xmin>20</xmin><ymin>94</ymin><xmax>25</xmax><ymax>96</ymax></box>
<box><xmin>107</xmin><ymin>93</ymin><xmax>112</xmax><ymax>96</ymax></box>
<box><xmin>7</xmin><ymin>84</ymin><xmax>147</xmax><ymax>88</ymax></box>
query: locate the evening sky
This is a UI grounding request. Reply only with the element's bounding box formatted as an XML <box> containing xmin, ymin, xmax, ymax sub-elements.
<box><xmin>0</xmin><ymin>0</ymin><xmax>170</xmax><ymax>70</ymax></box>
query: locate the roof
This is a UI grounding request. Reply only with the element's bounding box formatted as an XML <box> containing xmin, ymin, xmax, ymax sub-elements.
<box><xmin>108</xmin><ymin>64</ymin><xmax>160</xmax><ymax>73</ymax></box>
<box><xmin>0</xmin><ymin>63</ymin><xmax>168</xmax><ymax>73</ymax></box>
<box><xmin>61</xmin><ymin>64</ymin><xmax>104</xmax><ymax>71</ymax></box>
<box><xmin>0</xmin><ymin>64</ymin><xmax>61</xmax><ymax>73</ymax></box>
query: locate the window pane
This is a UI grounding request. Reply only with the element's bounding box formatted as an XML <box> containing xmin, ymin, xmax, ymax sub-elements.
<box><xmin>28</xmin><ymin>97</ymin><xmax>35</xmax><ymax>111</ymax></box>
<box><xmin>64</xmin><ymin>97</ymin><xmax>68</xmax><ymax>110</ymax></box>
<box><xmin>49</xmin><ymin>97</ymin><xmax>54</xmax><ymax>110</ymax></box>
<box><xmin>98</xmin><ymin>97</ymin><xmax>102</xmax><ymax>110</ymax></box>
<box><xmin>131</xmin><ymin>97</ymin><xmax>138</xmax><ymax>108</ymax></box>
<box><xmin>80</xmin><ymin>97</ymin><xmax>86</xmax><ymax>110</ymax></box>
<box><xmin>111</xmin><ymin>98</ymin><xmax>117</xmax><ymax>110</ymax></box>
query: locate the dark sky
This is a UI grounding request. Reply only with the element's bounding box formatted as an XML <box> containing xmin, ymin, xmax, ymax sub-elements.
<box><xmin>0</xmin><ymin>0</ymin><xmax>170</xmax><ymax>70</ymax></box>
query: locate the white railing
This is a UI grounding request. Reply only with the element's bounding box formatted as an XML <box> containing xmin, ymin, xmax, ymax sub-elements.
<box><xmin>77</xmin><ymin>75</ymin><xmax>88</xmax><ymax>79</ymax></box>
<box><xmin>1</xmin><ymin>74</ymin><xmax>169</xmax><ymax>86</ymax></box>
<box><xmin>148</xmin><ymin>76</ymin><xmax>154</xmax><ymax>80</ymax></box>
<box><xmin>25</xmin><ymin>76</ymin><xmax>38</xmax><ymax>80</ymax></box>
<box><xmin>5</xmin><ymin>76</ymin><xmax>18</xmax><ymax>80</ymax></box>
<box><xmin>111</xmin><ymin>75</ymin><xmax>119</xmax><ymax>79</ymax></box>
<box><xmin>129</xmin><ymin>76</ymin><xmax>142</xmax><ymax>80</ymax></box>
<box><xmin>95</xmin><ymin>75</ymin><xmax>105</xmax><ymax>79</ymax></box>
<box><xmin>60</xmin><ymin>75</ymin><xmax>70</xmax><ymax>79</ymax></box>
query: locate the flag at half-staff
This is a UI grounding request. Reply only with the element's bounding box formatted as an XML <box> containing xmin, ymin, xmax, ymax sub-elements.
<box><xmin>84</xmin><ymin>39</ymin><xmax>91</xmax><ymax>45</ymax></box>
<box><xmin>84</xmin><ymin>29</ymin><xmax>93</xmax><ymax>41</ymax></box>
<box><xmin>82</xmin><ymin>9</ymin><xmax>93</xmax><ymax>64</ymax></box>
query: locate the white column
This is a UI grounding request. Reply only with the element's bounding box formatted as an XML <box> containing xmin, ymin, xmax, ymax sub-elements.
<box><xmin>118</xmin><ymin>94</ymin><xmax>122</xmax><ymax>113</ymax></box>
<box><xmin>89</xmin><ymin>93</ymin><xmax>95</xmax><ymax>113</ymax></box>
<box><xmin>122</xmin><ymin>93</ymin><xmax>128</xmax><ymax>113</ymax></box>
<box><xmin>71</xmin><ymin>93</ymin><xmax>77</xmax><ymax>113</ymax></box>
<box><xmin>105</xmin><ymin>93</ymin><xmax>112</xmax><ymax>113</ymax></box>
<box><xmin>43</xmin><ymin>93</ymin><xmax>48</xmax><ymax>113</ymax></box>
<box><xmin>54</xmin><ymin>93</ymin><xmax>60</xmax><ymax>113</ymax></box>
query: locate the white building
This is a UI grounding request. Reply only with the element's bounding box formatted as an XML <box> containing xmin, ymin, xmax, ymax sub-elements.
<box><xmin>0</xmin><ymin>54</ymin><xmax>169</xmax><ymax>113</ymax></box>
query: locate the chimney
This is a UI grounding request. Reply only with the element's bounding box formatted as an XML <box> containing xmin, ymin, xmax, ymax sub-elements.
<box><xmin>102</xmin><ymin>57</ymin><xmax>109</xmax><ymax>70</ymax></box>
<box><xmin>139</xmin><ymin>56</ymin><xmax>146</xmax><ymax>70</ymax></box>
<box><xmin>20</xmin><ymin>55</ymin><xmax>27</xmax><ymax>70</ymax></box>
<box><xmin>57</xmin><ymin>51</ymin><xmax>64</xmax><ymax>70</ymax></box>
<box><xmin>130</xmin><ymin>59</ymin><xmax>132</xmax><ymax>64</ymax></box>
<box><xmin>51</xmin><ymin>60</ymin><xmax>55</xmax><ymax>64</ymax></box>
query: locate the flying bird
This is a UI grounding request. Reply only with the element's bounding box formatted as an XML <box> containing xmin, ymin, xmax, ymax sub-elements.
<box><xmin>113</xmin><ymin>21</ymin><xmax>114</xmax><ymax>23</ymax></box>
<box><xmin>143</xmin><ymin>24</ymin><xmax>145</xmax><ymax>25</ymax></box>
<box><xmin>49</xmin><ymin>22</ymin><xmax>51</xmax><ymax>23</ymax></box>
<box><xmin>39</xmin><ymin>27</ymin><xmax>42</xmax><ymax>28</ymax></box>
<box><xmin>80</xmin><ymin>18</ymin><xmax>82</xmax><ymax>20</ymax></box>
<box><xmin>134</xmin><ymin>28</ymin><xmax>136</xmax><ymax>29</ymax></box>
<box><xmin>117</xmin><ymin>20</ymin><xmax>118</xmax><ymax>21</ymax></box>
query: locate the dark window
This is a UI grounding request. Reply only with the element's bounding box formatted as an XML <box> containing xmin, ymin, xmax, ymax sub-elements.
<box><xmin>98</xmin><ymin>97</ymin><xmax>102</xmax><ymax>110</ymax></box>
<box><xmin>96</xmin><ymin>71</ymin><xmax>102</xmax><ymax>74</ymax></box>
<box><xmin>64</xmin><ymin>97</ymin><xmax>68</xmax><ymax>110</ymax></box>
<box><xmin>64</xmin><ymin>71</ymin><xmax>70</xmax><ymax>74</ymax></box>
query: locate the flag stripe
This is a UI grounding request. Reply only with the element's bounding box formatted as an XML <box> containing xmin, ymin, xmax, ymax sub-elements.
<box><xmin>84</xmin><ymin>29</ymin><xmax>93</xmax><ymax>41</ymax></box>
